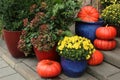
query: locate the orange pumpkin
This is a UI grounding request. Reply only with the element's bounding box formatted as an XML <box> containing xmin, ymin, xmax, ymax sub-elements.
<box><xmin>88</xmin><ymin>50</ymin><xmax>104</xmax><ymax>66</ymax></box>
<box><xmin>36</xmin><ymin>60</ymin><xmax>61</xmax><ymax>78</ymax></box>
<box><xmin>94</xmin><ymin>39</ymin><xmax>116</xmax><ymax>50</ymax></box>
<box><xmin>77</xmin><ymin>6</ymin><xmax>99</xmax><ymax>22</ymax></box>
<box><xmin>96</xmin><ymin>25</ymin><xmax>117</xmax><ymax>40</ymax></box>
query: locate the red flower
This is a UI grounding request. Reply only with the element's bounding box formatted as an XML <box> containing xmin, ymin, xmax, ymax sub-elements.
<box><xmin>30</xmin><ymin>4</ymin><xmax>37</xmax><ymax>13</ymax></box>
<box><xmin>23</xmin><ymin>18</ymin><xmax>28</xmax><ymax>27</ymax></box>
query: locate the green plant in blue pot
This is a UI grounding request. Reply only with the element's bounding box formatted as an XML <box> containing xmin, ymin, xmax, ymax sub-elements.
<box><xmin>56</xmin><ymin>35</ymin><xmax>95</xmax><ymax>77</ymax></box>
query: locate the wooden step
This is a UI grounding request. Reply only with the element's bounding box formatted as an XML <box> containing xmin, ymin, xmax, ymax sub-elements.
<box><xmin>101</xmin><ymin>38</ymin><xmax>120</xmax><ymax>68</ymax></box>
<box><xmin>87</xmin><ymin>62</ymin><xmax>120</xmax><ymax>80</ymax></box>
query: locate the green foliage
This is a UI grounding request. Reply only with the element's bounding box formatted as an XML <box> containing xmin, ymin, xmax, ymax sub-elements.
<box><xmin>100</xmin><ymin>0</ymin><xmax>120</xmax><ymax>8</ymax></box>
<box><xmin>0</xmin><ymin>20</ymin><xmax>3</xmax><ymax>34</ymax></box>
<box><xmin>0</xmin><ymin>0</ymin><xmax>39</xmax><ymax>31</ymax></box>
<box><xmin>101</xmin><ymin>4</ymin><xmax>120</xmax><ymax>27</ymax></box>
<box><xmin>47</xmin><ymin>0</ymin><xmax>81</xmax><ymax>28</ymax></box>
<box><xmin>18</xmin><ymin>26</ymin><xmax>38</xmax><ymax>55</ymax></box>
<box><xmin>18</xmin><ymin>0</ymin><xmax>82</xmax><ymax>56</ymax></box>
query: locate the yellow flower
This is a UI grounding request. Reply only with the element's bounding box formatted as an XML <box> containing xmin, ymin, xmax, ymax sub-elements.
<box><xmin>86</xmin><ymin>55</ymin><xmax>91</xmax><ymax>60</ymax></box>
<box><xmin>83</xmin><ymin>45</ymin><xmax>89</xmax><ymax>50</ymax></box>
<box><xmin>57</xmin><ymin>35</ymin><xmax>95</xmax><ymax>61</ymax></box>
<box><xmin>58</xmin><ymin>45</ymin><xmax>64</xmax><ymax>50</ymax></box>
<box><xmin>58</xmin><ymin>40</ymin><xmax>61</xmax><ymax>45</ymax></box>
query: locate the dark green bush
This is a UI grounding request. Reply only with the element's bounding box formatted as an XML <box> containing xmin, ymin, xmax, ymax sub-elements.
<box><xmin>100</xmin><ymin>0</ymin><xmax>120</xmax><ymax>8</ymax></box>
<box><xmin>0</xmin><ymin>0</ymin><xmax>39</xmax><ymax>31</ymax></box>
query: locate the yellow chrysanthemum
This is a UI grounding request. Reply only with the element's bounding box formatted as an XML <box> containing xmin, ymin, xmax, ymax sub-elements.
<box><xmin>57</xmin><ymin>35</ymin><xmax>95</xmax><ymax>61</ymax></box>
<box><xmin>86</xmin><ymin>55</ymin><xmax>91</xmax><ymax>60</ymax></box>
<box><xmin>58</xmin><ymin>45</ymin><xmax>64</xmax><ymax>50</ymax></box>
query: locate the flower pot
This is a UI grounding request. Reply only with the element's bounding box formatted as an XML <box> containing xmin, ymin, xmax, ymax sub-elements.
<box><xmin>61</xmin><ymin>57</ymin><xmax>87</xmax><ymax>78</ymax></box>
<box><xmin>3</xmin><ymin>29</ymin><xmax>25</xmax><ymax>58</ymax></box>
<box><xmin>34</xmin><ymin>46</ymin><xmax>59</xmax><ymax>61</ymax></box>
<box><xmin>75</xmin><ymin>19</ymin><xmax>104</xmax><ymax>42</ymax></box>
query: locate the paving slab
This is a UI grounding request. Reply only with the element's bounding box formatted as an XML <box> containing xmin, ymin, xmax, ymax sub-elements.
<box><xmin>0</xmin><ymin>57</ymin><xmax>2</xmax><ymax>61</ymax></box>
<box><xmin>22</xmin><ymin>57</ymin><xmax>38</xmax><ymax>71</ymax></box>
<box><xmin>0</xmin><ymin>67</ymin><xmax>16</xmax><ymax>78</ymax></box>
<box><xmin>0</xmin><ymin>60</ymin><xmax>8</xmax><ymax>68</ymax></box>
<box><xmin>15</xmin><ymin>63</ymin><xmax>41</xmax><ymax>80</ymax></box>
<box><xmin>0</xmin><ymin>73</ymin><xmax>26</xmax><ymax>80</ymax></box>
<box><xmin>1</xmin><ymin>53</ymin><xmax>24</xmax><ymax>68</ymax></box>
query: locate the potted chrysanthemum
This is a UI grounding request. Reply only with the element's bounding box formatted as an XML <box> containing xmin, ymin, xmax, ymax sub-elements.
<box><xmin>56</xmin><ymin>35</ymin><xmax>95</xmax><ymax>77</ymax></box>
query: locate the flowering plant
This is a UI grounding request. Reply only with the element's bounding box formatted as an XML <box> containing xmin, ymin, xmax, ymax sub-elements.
<box><xmin>31</xmin><ymin>24</ymin><xmax>56</xmax><ymax>51</ymax></box>
<box><xmin>101</xmin><ymin>4</ymin><xmax>120</xmax><ymax>27</ymax></box>
<box><xmin>56</xmin><ymin>35</ymin><xmax>95</xmax><ymax>61</ymax></box>
<box><xmin>18</xmin><ymin>0</ymin><xmax>81</xmax><ymax>56</ymax></box>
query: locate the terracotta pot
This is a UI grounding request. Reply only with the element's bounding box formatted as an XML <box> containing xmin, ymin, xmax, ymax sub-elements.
<box><xmin>34</xmin><ymin>46</ymin><xmax>59</xmax><ymax>61</ymax></box>
<box><xmin>3</xmin><ymin>29</ymin><xmax>25</xmax><ymax>58</ymax></box>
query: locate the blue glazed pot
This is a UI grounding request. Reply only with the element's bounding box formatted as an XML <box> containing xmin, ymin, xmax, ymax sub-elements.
<box><xmin>61</xmin><ymin>57</ymin><xmax>87</xmax><ymax>78</ymax></box>
<box><xmin>75</xmin><ymin>19</ymin><xmax>104</xmax><ymax>42</ymax></box>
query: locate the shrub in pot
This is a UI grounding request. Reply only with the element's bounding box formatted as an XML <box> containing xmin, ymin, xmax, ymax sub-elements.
<box><xmin>0</xmin><ymin>0</ymin><xmax>38</xmax><ymax>58</ymax></box>
<box><xmin>18</xmin><ymin>0</ymin><xmax>82</xmax><ymax>58</ymax></box>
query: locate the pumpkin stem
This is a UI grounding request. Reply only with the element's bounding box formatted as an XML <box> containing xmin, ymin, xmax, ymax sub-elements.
<box><xmin>105</xmin><ymin>24</ymin><xmax>108</xmax><ymax>27</ymax></box>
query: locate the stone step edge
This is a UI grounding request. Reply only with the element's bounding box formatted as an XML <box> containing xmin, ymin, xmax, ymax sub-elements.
<box><xmin>0</xmin><ymin>46</ymin><xmax>41</xmax><ymax>80</ymax></box>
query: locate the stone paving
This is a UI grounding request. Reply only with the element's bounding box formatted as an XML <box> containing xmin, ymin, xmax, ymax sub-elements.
<box><xmin>0</xmin><ymin>57</ymin><xmax>25</xmax><ymax>80</ymax></box>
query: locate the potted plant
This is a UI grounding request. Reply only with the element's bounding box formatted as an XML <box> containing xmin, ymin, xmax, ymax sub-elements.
<box><xmin>75</xmin><ymin>6</ymin><xmax>104</xmax><ymax>42</ymax></box>
<box><xmin>0</xmin><ymin>0</ymin><xmax>37</xmax><ymax>58</ymax></box>
<box><xmin>101</xmin><ymin>4</ymin><xmax>120</xmax><ymax>37</ymax></box>
<box><xmin>100</xmin><ymin>0</ymin><xmax>120</xmax><ymax>9</ymax></box>
<box><xmin>17</xmin><ymin>2</ymin><xmax>43</xmax><ymax>56</ymax></box>
<box><xmin>31</xmin><ymin>24</ymin><xmax>59</xmax><ymax>61</ymax></box>
<box><xmin>18</xmin><ymin>0</ymin><xmax>82</xmax><ymax>59</ymax></box>
<box><xmin>56</xmin><ymin>35</ymin><xmax>95</xmax><ymax>77</ymax></box>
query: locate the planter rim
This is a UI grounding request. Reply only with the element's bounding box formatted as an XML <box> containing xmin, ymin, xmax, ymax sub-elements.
<box><xmin>76</xmin><ymin>18</ymin><xmax>104</xmax><ymax>24</ymax></box>
<box><xmin>61</xmin><ymin>57</ymin><xmax>86</xmax><ymax>62</ymax></box>
<box><xmin>3</xmin><ymin>29</ymin><xmax>22</xmax><ymax>32</ymax></box>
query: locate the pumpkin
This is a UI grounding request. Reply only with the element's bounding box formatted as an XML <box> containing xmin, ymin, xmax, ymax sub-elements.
<box><xmin>94</xmin><ymin>39</ymin><xmax>116</xmax><ymax>50</ymax></box>
<box><xmin>77</xmin><ymin>6</ymin><xmax>99</xmax><ymax>22</ymax></box>
<box><xmin>96</xmin><ymin>25</ymin><xmax>117</xmax><ymax>40</ymax></box>
<box><xmin>36</xmin><ymin>60</ymin><xmax>61</xmax><ymax>78</ymax></box>
<box><xmin>88</xmin><ymin>50</ymin><xmax>104</xmax><ymax>66</ymax></box>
